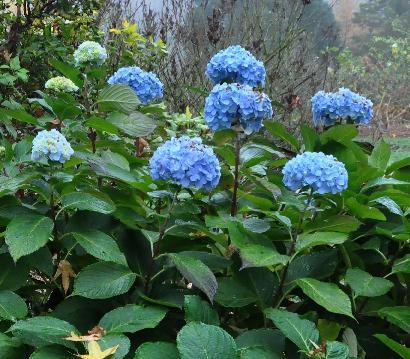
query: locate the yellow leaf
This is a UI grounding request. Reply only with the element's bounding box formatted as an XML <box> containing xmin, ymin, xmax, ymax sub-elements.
<box><xmin>77</xmin><ymin>341</ymin><xmax>118</xmax><ymax>359</ymax></box>
<box><xmin>109</xmin><ymin>29</ymin><xmax>121</xmax><ymax>34</ymax></box>
<box><xmin>185</xmin><ymin>106</ymin><xmax>192</xmax><ymax>119</ymax></box>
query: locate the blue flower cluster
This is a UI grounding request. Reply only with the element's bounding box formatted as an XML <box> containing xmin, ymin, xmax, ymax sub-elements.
<box><xmin>74</xmin><ymin>41</ymin><xmax>107</xmax><ymax>66</ymax></box>
<box><xmin>204</xmin><ymin>83</ymin><xmax>273</xmax><ymax>133</ymax></box>
<box><xmin>31</xmin><ymin>129</ymin><xmax>74</xmax><ymax>164</ymax></box>
<box><xmin>150</xmin><ymin>136</ymin><xmax>221</xmax><ymax>191</ymax></box>
<box><xmin>107</xmin><ymin>66</ymin><xmax>164</xmax><ymax>105</ymax></box>
<box><xmin>311</xmin><ymin>88</ymin><xmax>373</xmax><ymax>125</ymax></box>
<box><xmin>282</xmin><ymin>152</ymin><xmax>348</xmax><ymax>194</ymax></box>
<box><xmin>206</xmin><ymin>45</ymin><xmax>266</xmax><ymax>88</ymax></box>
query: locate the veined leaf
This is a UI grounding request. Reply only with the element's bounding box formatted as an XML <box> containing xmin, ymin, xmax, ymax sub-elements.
<box><xmin>378</xmin><ymin>307</ymin><xmax>410</xmax><ymax>334</ymax></box>
<box><xmin>296</xmin><ymin>232</ymin><xmax>349</xmax><ymax>252</ymax></box>
<box><xmin>345</xmin><ymin>268</ymin><xmax>393</xmax><ymax>298</ymax></box>
<box><xmin>296</xmin><ymin>278</ymin><xmax>354</xmax><ymax>319</ymax></box>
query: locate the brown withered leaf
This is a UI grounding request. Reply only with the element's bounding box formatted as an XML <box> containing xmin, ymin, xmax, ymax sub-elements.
<box><xmin>54</xmin><ymin>260</ymin><xmax>76</xmax><ymax>294</ymax></box>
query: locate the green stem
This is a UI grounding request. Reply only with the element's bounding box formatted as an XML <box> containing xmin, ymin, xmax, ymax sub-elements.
<box><xmin>340</xmin><ymin>244</ymin><xmax>352</xmax><ymax>269</ymax></box>
<box><xmin>230</xmin><ymin>130</ymin><xmax>241</xmax><ymax>217</ymax></box>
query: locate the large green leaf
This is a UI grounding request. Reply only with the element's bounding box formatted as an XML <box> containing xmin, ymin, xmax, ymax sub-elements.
<box><xmin>0</xmin><ymin>108</ymin><xmax>38</xmax><ymax>125</ymax></box>
<box><xmin>296</xmin><ymin>278</ymin><xmax>354</xmax><ymax>319</ymax></box>
<box><xmin>0</xmin><ymin>254</ymin><xmax>29</xmax><ymax>290</ymax></box>
<box><xmin>264</xmin><ymin>309</ymin><xmax>319</xmax><ymax>352</ymax></box>
<box><xmin>73</xmin><ymin>230</ymin><xmax>127</xmax><ymax>265</ymax></box>
<box><xmin>99</xmin><ymin>305</ymin><xmax>168</xmax><ymax>333</ymax></box>
<box><xmin>98</xmin><ymin>84</ymin><xmax>140</xmax><ymax>114</ymax></box>
<box><xmin>49</xmin><ymin>58</ymin><xmax>83</xmax><ymax>87</ymax></box>
<box><xmin>61</xmin><ymin>191</ymin><xmax>116</xmax><ymax>214</ymax></box>
<box><xmin>301</xmin><ymin>124</ymin><xmax>319</xmax><ymax>151</ymax></box>
<box><xmin>0</xmin><ymin>290</ymin><xmax>28</xmax><ymax>320</ymax></box>
<box><xmin>73</xmin><ymin>262</ymin><xmax>136</xmax><ymax>299</ymax></box>
<box><xmin>134</xmin><ymin>342</ymin><xmax>180</xmax><ymax>359</ymax></box>
<box><xmin>238</xmin><ymin>347</ymin><xmax>281</xmax><ymax>359</ymax></box>
<box><xmin>345</xmin><ymin>268</ymin><xmax>393</xmax><ymax>298</ymax></box>
<box><xmin>369</xmin><ymin>139</ymin><xmax>390</xmax><ymax>172</ymax></box>
<box><xmin>236</xmin><ymin>328</ymin><xmax>285</xmax><ymax>357</ymax></box>
<box><xmin>320</xmin><ymin>125</ymin><xmax>358</xmax><ymax>144</ymax></box>
<box><xmin>374</xmin><ymin>334</ymin><xmax>410</xmax><ymax>358</ymax></box>
<box><xmin>392</xmin><ymin>254</ymin><xmax>410</xmax><ymax>274</ymax></box>
<box><xmin>345</xmin><ymin>197</ymin><xmax>386</xmax><ymax>221</ymax></box>
<box><xmin>169</xmin><ymin>254</ymin><xmax>217</xmax><ymax>303</ymax></box>
<box><xmin>5</xmin><ymin>214</ymin><xmax>53</xmax><ymax>262</ymax></box>
<box><xmin>304</xmin><ymin>215</ymin><xmax>361</xmax><ymax>233</ymax></box>
<box><xmin>0</xmin><ymin>333</ymin><xmax>24</xmax><ymax>359</ymax></box>
<box><xmin>97</xmin><ymin>333</ymin><xmax>130</xmax><ymax>359</ymax></box>
<box><xmin>325</xmin><ymin>341</ymin><xmax>349</xmax><ymax>359</ymax></box>
<box><xmin>264</xmin><ymin>122</ymin><xmax>299</xmax><ymax>151</ymax></box>
<box><xmin>239</xmin><ymin>243</ymin><xmax>289</xmax><ymax>268</ymax></box>
<box><xmin>184</xmin><ymin>295</ymin><xmax>219</xmax><ymax>325</ymax></box>
<box><xmin>10</xmin><ymin>316</ymin><xmax>77</xmax><ymax>348</ymax></box>
<box><xmin>106</xmin><ymin>112</ymin><xmax>157</xmax><ymax>137</ymax></box>
<box><xmin>177</xmin><ymin>323</ymin><xmax>237</xmax><ymax>359</ymax></box>
<box><xmin>296</xmin><ymin>232</ymin><xmax>349</xmax><ymax>252</ymax></box>
<box><xmin>29</xmin><ymin>346</ymin><xmax>78</xmax><ymax>359</ymax></box>
<box><xmin>378</xmin><ymin>307</ymin><xmax>410</xmax><ymax>333</ymax></box>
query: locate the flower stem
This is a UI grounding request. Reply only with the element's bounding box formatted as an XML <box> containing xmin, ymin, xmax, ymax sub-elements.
<box><xmin>230</xmin><ymin>131</ymin><xmax>241</xmax><ymax>217</ymax></box>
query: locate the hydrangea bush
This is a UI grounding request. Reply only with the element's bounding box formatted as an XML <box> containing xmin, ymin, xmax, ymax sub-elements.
<box><xmin>74</xmin><ymin>41</ymin><xmax>108</xmax><ymax>66</ymax></box>
<box><xmin>0</xmin><ymin>40</ymin><xmax>408</xmax><ymax>359</ymax></box>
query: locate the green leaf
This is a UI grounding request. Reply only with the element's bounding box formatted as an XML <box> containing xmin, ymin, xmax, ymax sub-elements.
<box><xmin>236</xmin><ymin>328</ymin><xmax>285</xmax><ymax>356</ymax></box>
<box><xmin>0</xmin><ymin>333</ymin><xmax>24</xmax><ymax>359</ymax></box>
<box><xmin>98</xmin><ymin>333</ymin><xmax>130</xmax><ymax>359</ymax></box>
<box><xmin>320</xmin><ymin>125</ymin><xmax>358</xmax><ymax>144</ymax></box>
<box><xmin>345</xmin><ymin>268</ymin><xmax>393</xmax><ymax>298</ymax></box>
<box><xmin>98</xmin><ymin>85</ymin><xmax>140</xmax><ymax>114</ymax></box>
<box><xmin>264</xmin><ymin>122</ymin><xmax>300</xmax><ymax>150</ymax></box>
<box><xmin>392</xmin><ymin>254</ymin><xmax>410</xmax><ymax>274</ymax></box>
<box><xmin>177</xmin><ymin>323</ymin><xmax>237</xmax><ymax>359</ymax></box>
<box><xmin>378</xmin><ymin>307</ymin><xmax>410</xmax><ymax>333</ymax></box>
<box><xmin>49</xmin><ymin>58</ymin><xmax>83</xmax><ymax>87</ymax></box>
<box><xmin>106</xmin><ymin>112</ymin><xmax>157</xmax><ymax>137</ymax></box>
<box><xmin>239</xmin><ymin>243</ymin><xmax>289</xmax><ymax>268</ymax></box>
<box><xmin>5</xmin><ymin>214</ymin><xmax>53</xmax><ymax>262</ymax></box>
<box><xmin>30</xmin><ymin>346</ymin><xmax>78</xmax><ymax>359</ymax></box>
<box><xmin>99</xmin><ymin>305</ymin><xmax>167</xmax><ymax>333</ymax></box>
<box><xmin>361</xmin><ymin>177</ymin><xmax>410</xmax><ymax>192</ymax></box>
<box><xmin>184</xmin><ymin>295</ymin><xmax>219</xmax><ymax>325</ymax></box>
<box><xmin>0</xmin><ymin>254</ymin><xmax>29</xmax><ymax>290</ymax></box>
<box><xmin>10</xmin><ymin>316</ymin><xmax>77</xmax><ymax>348</ymax></box>
<box><xmin>374</xmin><ymin>334</ymin><xmax>410</xmax><ymax>359</ymax></box>
<box><xmin>296</xmin><ymin>232</ymin><xmax>349</xmax><ymax>252</ymax></box>
<box><xmin>73</xmin><ymin>262</ymin><xmax>136</xmax><ymax>299</ymax></box>
<box><xmin>73</xmin><ymin>230</ymin><xmax>127</xmax><ymax>265</ymax></box>
<box><xmin>85</xmin><ymin>116</ymin><xmax>119</xmax><ymax>134</ymax></box>
<box><xmin>369</xmin><ymin>139</ymin><xmax>390</xmax><ymax>172</ymax></box>
<box><xmin>371</xmin><ymin>196</ymin><xmax>403</xmax><ymax>216</ymax></box>
<box><xmin>0</xmin><ymin>108</ymin><xmax>38</xmax><ymax>125</ymax></box>
<box><xmin>301</xmin><ymin>124</ymin><xmax>319</xmax><ymax>151</ymax></box>
<box><xmin>0</xmin><ymin>290</ymin><xmax>28</xmax><ymax>320</ymax></box>
<box><xmin>296</xmin><ymin>278</ymin><xmax>354</xmax><ymax>319</ymax></box>
<box><xmin>134</xmin><ymin>342</ymin><xmax>180</xmax><ymax>359</ymax></box>
<box><xmin>264</xmin><ymin>309</ymin><xmax>319</xmax><ymax>352</ymax></box>
<box><xmin>242</xmin><ymin>218</ymin><xmax>271</xmax><ymax>233</ymax></box>
<box><xmin>238</xmin><ymin>347</ymin><xmax>282</xmax><ymax>359</ymax></box>
<box><xmin>61</xmin><ymin>191</ymin><xmax>116</xmax><ymax>214</ymax></box>
<box><xmin>325</xmin><ymin>341</ymin><xmax>349</xmax><ymax>359</ymax></box>
<box><xmin>317</xmin><ymin>319</ymin><xmax>342</xmax><ymax>341</ymax></box>
<box><xmin>169</xmin><ymin>254</ymin><xmax>217</xmax><ymax>303</ymax></box>
<box><xmin>304</xmin><ymin>215</ymin><xmax>361</xmax><ymax>233</ymax></box>
<box><xmin>345</xmin><ymin>197</ymin><xmax>386</xmax><ymax>221</ymax></box>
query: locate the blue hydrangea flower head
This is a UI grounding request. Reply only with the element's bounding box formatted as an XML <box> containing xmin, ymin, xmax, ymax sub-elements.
<box><xmin>74</xmin><ymin>41</ymin><xmax>107</xmax><ymax>66</ymax></box>
<box><xmin>206</xmin><ymin>45</ymin><xmax>266</xmax><ymax>88</ymax></box>
<box><xmin>311</xmin><ymin>88</ymin><xmax>373</xmax><ymax>125</ymax></box>
<box><xmin>108</xmin><ymin>66</ymin><xmax>164</xmax><ymax>105</ymax></box>
<box><xmin>150</xmin><ymin>136</ymin><xmax>221</xmax><ymax>191</ymax></box>
<box><xmin>282</xmin><ymin>152</ymin><xmax>348</xmax><ymax>194</ymax></box>
<box><xmin>31</xmin><ymin>129</ymin><xmax>74</xmax><ymax>163</ymax></box>
<box><xmin>204</xmin><ymin>83</ymin><xmax>273</xmax><ymax>133</ymax></box>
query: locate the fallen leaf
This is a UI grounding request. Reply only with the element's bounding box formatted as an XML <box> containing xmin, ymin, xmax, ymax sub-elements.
<box><xmin>54</xmin><ymin>260</ymin><xmax>76</xmax><ymax>294</ymax></box>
